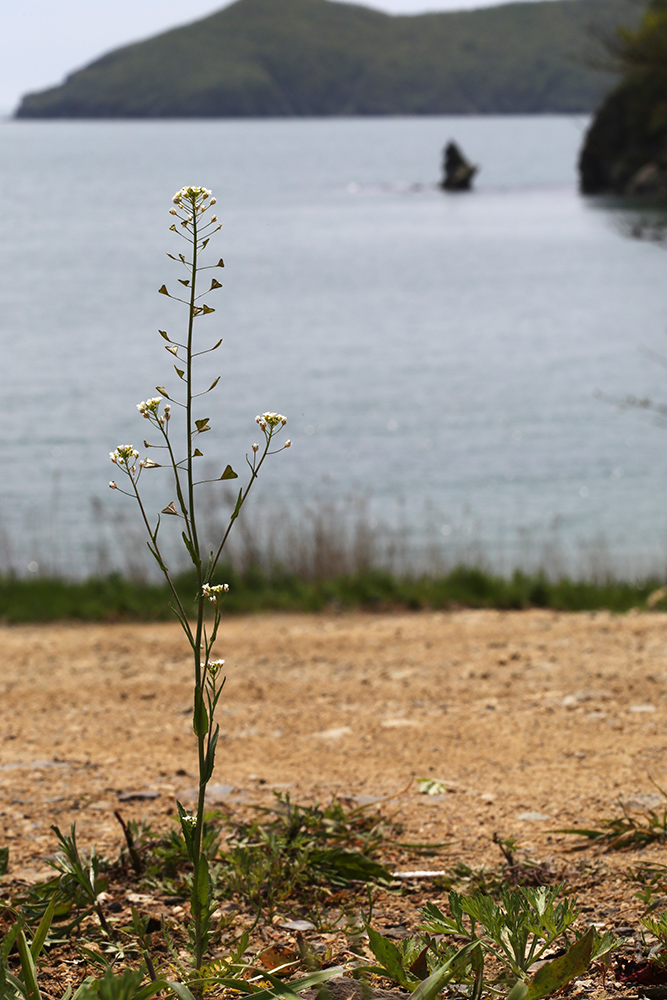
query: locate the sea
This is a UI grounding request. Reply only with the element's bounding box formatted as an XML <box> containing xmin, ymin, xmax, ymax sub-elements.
<box><xmin>2</xmin><ymin>114</ymin><xmax>667</xmax><ymax>579</ymax></box>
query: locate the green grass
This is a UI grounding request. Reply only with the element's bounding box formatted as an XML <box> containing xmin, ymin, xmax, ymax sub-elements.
<box><xmin>1</xmin><ymin>564</ymin><xmax>665</xmax><ymax>622</ymax></box>
<box><xmin>15</xmin><ymin>0</ymin><xmax>639</xmax><ymax>118</ymax></box>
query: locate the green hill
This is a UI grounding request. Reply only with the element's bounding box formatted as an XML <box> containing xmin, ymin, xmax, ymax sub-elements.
<box><xmin>15</xmin><ymin>0</ymin><xmax>638</xmax><ymax>118</ymax></box>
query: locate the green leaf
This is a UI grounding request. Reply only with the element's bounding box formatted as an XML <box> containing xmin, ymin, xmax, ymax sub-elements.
<box><xmin>220</xmin><ymin>464</ymin><xmax>238</xmax><ymax>481</ymax></box>
<box><xmin>193</xmin><ymin>686</ymin><xmax>209</xmax><ymax>737</ymax></box>
<box><xmin>181</xmin><ymin>531</ymin><xmax>200</xmax><ymax>567</ymax></box>
<box><xmin>408</xmin><ymin>945</ymin><xmax>474</xmax><ymax>1000</ymax></box>
<box><xmin>196</xmin><ymin>855</ymin><xmax>210</xmax><ymax>912</ymax></box>
<box><xmin>323</xmin><ymin>851</ymin><xmax>394</xmax><ymax>887</ymax></box>
<box><xmin>163</xmin><ymin>984</ymin><xmax>198</xmax><ymax>1000</ymax></box>
<box><xmin>202</xmin><ymin>726</ymin><xmax>219</xmax><ymax>784</ymax></box>
<box><xmin>158</xmin><ymin>284</ymin><xmax>170</xmax><ymax>296</ymax></box>
<box><xmin>506</xmin><ymin>983</ymin><xmax>529</xmax><ymax>1000</ymax></box>
<box><xmin>16</xmin><ymin>929</ymin><xmax>41</xmax><ymax>1000</ymax></box>
<box><xmin>31</xmin><ymin>893</ymin><xmax>58</xmax><ymax>960</ymax></box>
<box><xmin>517</xmin><ymin>928</ymin><xmax>595</xmax><ymax>1000</ymax></box>
<box><xmin>202</xmin><ymin>305</ymin><xmax>215</xmax><ymax>315</ymax></box>
<box><xmin>230</xmin><ymin>488</ymin><xmax>243</xmax><ymax>522</ymax></box>
<box><xmin>0</xmin><ymin>846</ymin><xmax>8</xmax><ymax>875</ymax></box>
<box><xmin>366</xmin><ymin>926</ymin><xmax>410</xmax><ymax>988</ymax></box>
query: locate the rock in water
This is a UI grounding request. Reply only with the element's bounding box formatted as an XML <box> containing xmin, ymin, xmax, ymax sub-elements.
<box><xmin>441</xmin><ymin>141</ymin><xmax>478</xmax><ymax>191</ymax></box>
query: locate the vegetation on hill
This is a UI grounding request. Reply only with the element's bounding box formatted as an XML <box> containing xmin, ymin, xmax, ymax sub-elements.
<box><xmin>15</xmin><ymin>0</ymin><xmax>637</xmax><ymax>119</ymax></box>
<box><xmin>580</xmin><ymin>0</ymin><xmax>667</xmax><ymax>194</ymax></box>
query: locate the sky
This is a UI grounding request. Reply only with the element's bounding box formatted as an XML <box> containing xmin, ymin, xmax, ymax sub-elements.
<box><xmin>1</xmin><ymin>0</ymin><xmax>557</xmax><ymax>115</ymax></box>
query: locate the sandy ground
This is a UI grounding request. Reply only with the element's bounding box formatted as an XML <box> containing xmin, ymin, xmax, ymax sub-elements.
<box><xmin>1</xmin><ymin>608</ymin><xmax>667</xmax><ymax>883</ymax></box>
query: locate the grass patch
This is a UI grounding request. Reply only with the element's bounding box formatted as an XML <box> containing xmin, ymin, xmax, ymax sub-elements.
<box><xmin>0</xmin><ymin>565</ymin><xmax>666</xmax><ymax>622</ymax></box>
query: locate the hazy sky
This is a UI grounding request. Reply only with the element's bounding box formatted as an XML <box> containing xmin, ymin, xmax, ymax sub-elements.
<box><xmin>2</xmin><ymin>0</ymin><xmax>555</xmax><ymax>115</ymax></box>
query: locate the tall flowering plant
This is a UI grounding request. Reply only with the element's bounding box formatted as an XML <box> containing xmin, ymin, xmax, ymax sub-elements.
<box><xmin>109</xmin><ymin>186</ymin><xmax>290</xmax><ymax>972</ymax></box>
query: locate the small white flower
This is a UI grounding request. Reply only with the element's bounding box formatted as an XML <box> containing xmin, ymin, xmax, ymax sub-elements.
<box><xmin>284</xmin><ymin>439</ymin><xmax>292</xmax><ymax>448</ymax></box>
<box><xmin>207</xmin><ymin>658</ymin><xmax>225</xmax><ymax>679</ymax></box>
<box><xmin>202</xmin><ymin>582</ymin><xmax>230</xmax><ymax>604</ymax></box>
<box><xmin>137</xmin><ymin>397</ymin><xmax>162</xmax><ymax>418</ymax></box>
<box><xmin>109</xmin><ymin>481</ymin><xmax>117</xmax><ymax>489</ymax></box>
<box><xmin>252</xmin><ymin>443</ymin><xmax>259</xmax><ymax>453</ymax></box>
<box><xmin>261</xmin><ymin>412</ymin><xmax>286</xmax><ymax>429</ymax></box>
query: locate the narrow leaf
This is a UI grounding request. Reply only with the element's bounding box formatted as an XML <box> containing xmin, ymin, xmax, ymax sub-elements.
<box><xmin>193</xmin><ymin>687</ymin><xmax>209</xmax><ymax>737</ymax></box>
<box><xmin>208</xmin><ymin>376</ymin><xmax>220</xmax><ymax>391</ymax></box>
<box><xmin>162</xmin><ymin>502</ymin><xmax>178</xmax><ymax>515</ymax></box>
<box><xmin>31</xmin><ymin>893</ymin><xmax>57</xmax><ymax>960</ymax></box>
<box><xmin>230</xmin><ymin>487</ymin><xmax>243</xmax><ymax>522</ymax></box>
<box><xmin>202</xmin><ymin>726</ymin><xmax>219</xmax><ymax>784</ymax></box>
<box><xmin>0</xmin><ymin>846</ymin><xmax>8</xmax><ymax>876</ymax></box>
<box><xmin>158</xmin><ymin>284</ymin><xmax>170</xmax><ymax>296</ymax></box>
<box><xmin>165</xmin><ymin>983</ymin><xmax>198</xmax><ymax>1000</ymax></box>
<box><xmin>211</xmin><ymin>338</ymin><xmax>223</xmax><ymax>350</ymax></box>
<box><xmin>181</xmin><ymin>531</ymin><xmax>200</xmax><ymax>567</ymax></box>
<box><xmin>408</xmin><ymin>946</ymin><xmax>474</xmax><ymax>1000</ymax></box>
<box><xmin>520</xmin><ymin>928</ymin><xmax>596</xmax><ymax>1000</ymax></box>
<box><xmin>16</xmin><ymin>930</ymin><xmax>40</xmax><ymax>1000</ymax></box>
<box><xmin>196</xmin><ymin>855</ymin><xmax>210</xmax><ymax>912</ymax></box>
<box><xmin>220</xmin><ymin>464</ymin><xmax>238</xmax><ymax>481</ymax></box>
<box><xmin>202</xmin><ymin>305</ymin><xmax>215</xmax><ymax>315</ymax></box>
<box><xmin>166</xmin><ymin>253</ymin><xmax>177</xmax><ymax>261</ymax></box>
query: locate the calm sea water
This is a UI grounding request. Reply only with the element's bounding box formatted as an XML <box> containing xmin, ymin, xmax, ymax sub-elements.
<box><xmin>2</xmin><ymin>115</ymin><xmax>667</xmax><ymax>578</ymax></box>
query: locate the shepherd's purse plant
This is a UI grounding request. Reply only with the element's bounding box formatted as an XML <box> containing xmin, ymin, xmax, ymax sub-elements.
<box><xmin>108</xmin><ymin>185</ymin><xmax>290</xmax><ymax>973</ymax></box>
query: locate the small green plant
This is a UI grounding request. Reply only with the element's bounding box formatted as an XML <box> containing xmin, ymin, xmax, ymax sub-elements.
<box><xmin>557</xmin><ymin>786</ymin><xmax>667</xmax><ymax>851</ymax></box>
<box><xmin>107</xmin><ymin>185</ymin><xmax>290</xmax><ymax>973</ymax></box>
<box><xmin>364</xmin><ymin>884</ymin><xmax>615</xmax><ymax>999</ymax></box>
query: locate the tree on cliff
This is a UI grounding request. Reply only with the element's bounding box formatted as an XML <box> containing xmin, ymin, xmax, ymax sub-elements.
<box><xmin>579</xmin><ymin>0</ymin><xmax>667</xmax><ymax>195</ymax></box>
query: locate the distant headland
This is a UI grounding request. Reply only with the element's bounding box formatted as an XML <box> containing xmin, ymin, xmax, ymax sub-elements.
<box><xmin>15</xmin><ymin>0</ymin><xmax>637</xmax><ymax>120</ymax></box>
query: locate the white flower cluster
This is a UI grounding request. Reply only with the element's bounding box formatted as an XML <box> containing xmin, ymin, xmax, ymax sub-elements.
<box><xmin>170</xmin><ymin>187</ymin><xmax>217</xmax><ymax>228</ymax></box>
<box><xmin>137</xmin><ymin>397</ymin><xmax>170</xmax><ymax>425</ymax></box>
<box><xmin>202</xmin><ymin>583</ymin><xmax>230</xmax><ymax>605</ymax></box>
<box><xmin>207</xmin><ymin>658</ymin><xmax>225</xmax><ymax>679</ymax></box>
<box><xmin>137</xmin><ymin>397</ymin><xmax>161</xmax><ymax>417</ymax></box>
<box><xmin>255</xmin><ymin>412</ymin><xmax>287</xmax><ymax>430</ymax></box>
<box><xmin>110</xmin><ymin>444</ymin><xmax>139</xmax><ymax>466</ymax></box>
